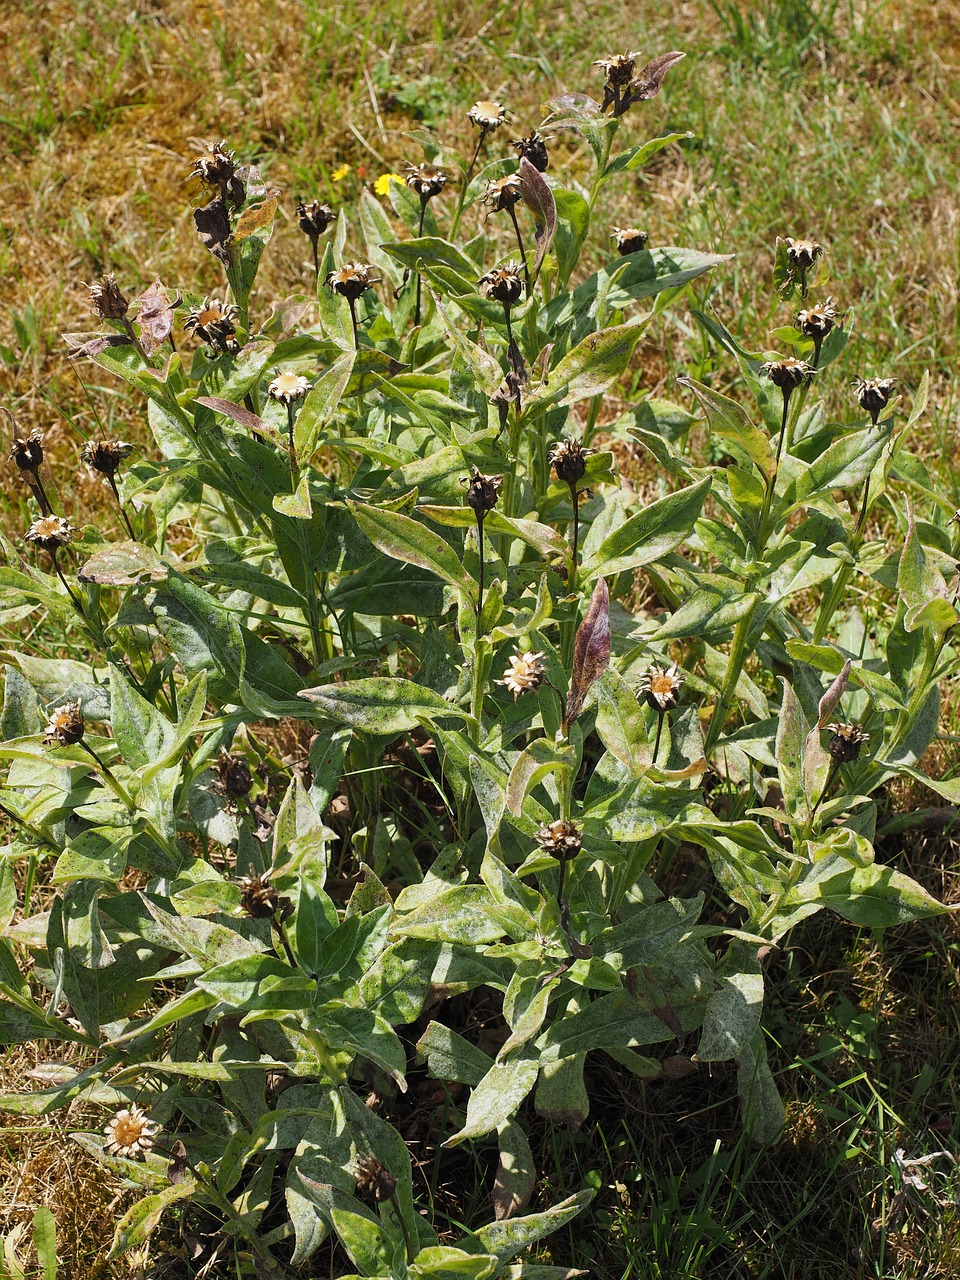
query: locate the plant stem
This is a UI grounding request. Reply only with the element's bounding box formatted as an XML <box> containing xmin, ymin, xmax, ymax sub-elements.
<box><xmin>79</xmin><ymin>741</ymin><xmax>136</xmax><ymax>811</ymax></box>
<box><xmin>507</xmin><ymin>204</ymin><xmax>531</xmax><ymax>291</ymax></box>
<box><xmin>414</xmin><ymin>200</ymin><xmax>426</xmax><ymax>326</ymax></box>
<box><xmin>107</xmin><ymin>473</ymin><xmax>136</xmax><ymax>540</ymax></box>
<box><xmin>568</xmin><ymin>480</ymin><xmax>580</xmax><ymax>587</ymax></box>
<box><xmin>272</xmin><ymin>915</ymin><xmax>297</xmax><ymax>968</ymax></box>
<box><xmin>704</xmin><ymin>597</ymin><xmax>758</xmax><ymax>755</ymax></box>
<box><xmin>475</xmin><ymin>512</ymin><xmax>486</xmax><ymax>620</ymax></box>
<box><xmin>286</xmin><ymin>402</ymin><xmax>299</xmax><ymax>485</ymax></box>
<box><xmin>452</xmin><ymin>130</ymin><xmax>486</xmax><ymax>237</ymax></box>
<box><xmin>50</xmin><ymin>552</ymin><xmax>83</xmax><ymax>612</ymax></box>
<box><xmin>348</xmin><ymin>297</ymin><xmax>360</xmax><ymax>351</ymax></box>
<box><xmin>652</xmin><ymin>710</ymin><xmax>666</xmax><ymax>764</ymax></box>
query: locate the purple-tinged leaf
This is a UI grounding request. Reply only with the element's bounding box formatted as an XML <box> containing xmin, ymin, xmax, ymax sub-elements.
<box><xmin>194</xmin><ymin>197</ymin><xmax>232</xmax><ymax>265</ymax></box>
<box><xmin>195</xmin><ymin>396</ymin><xmax>277</xmax><ymax>441</ymax></box>
<box><xmin>816</xmin><ymin>660</ymin><xmax>852</xmax><ymax>728</ymax></box>
<box><xmin>136</xmin><ymin>279</ymin><xmax>180</xmax><ymax>357</ymax></box>
<box><xmin>630</xmin><ymin>51</ymin><xmax>686</xmax><ymax>101</ymax></box>
<box><xmin>65</xmin><ymin>332</ymin><xmax>131</xmax><ymax>359</ymax></box>
<box><xmin>519</xmin><ymin>157</ymin><xmax>557</xmax><ymax>284</ymax></box>
<box><xmin>565</xmin><ymin>577</ymin><xmax>610</xmax><ymax>729</ymax></box>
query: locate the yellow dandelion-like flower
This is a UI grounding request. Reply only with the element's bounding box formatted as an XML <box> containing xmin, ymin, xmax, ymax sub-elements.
<box><xmin>332</xmin><ymin>163</ymin><xmax>351</xmax><ymax>182</ymax></box>
<box><xmin>374</xmin><ymin>173</ymin><xmax>402</xmax><ymax>196</ymax></box>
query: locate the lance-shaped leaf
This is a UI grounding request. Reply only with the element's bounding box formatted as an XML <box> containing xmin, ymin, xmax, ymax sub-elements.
<box><xmin>135</xmin><ymin>279</ymin><xmax>179</xmax><ymax>357</ymax></box>
<box><xmin>299</xmin><ymin>678</ymin><xmax>466</xmax><ymax>735</ymax></box>
<box><xmin>521</xmin><ymin>323</ymin><xmax>642</xmax><ymax>418</ymax></box>
<box><xmin>816</xmin><ymin>659</ymin><xmax>852</xmax><ymax>728</ymax></box>
<box><xmin>678</xmin><ymin>376</ymin><xmax>774</xmax><ymax>479</ymax></box>
<box><xmin>518</xmin><ymin>157</ymin><xmax>556</xmax><ymax>285</ymax></box>
<box><xmin>564</xmin><ymin>577</ymin><xmax>610</xmax><ymax>730</ymax></box>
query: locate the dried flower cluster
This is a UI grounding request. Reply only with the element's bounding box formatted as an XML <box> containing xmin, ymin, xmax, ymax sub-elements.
<box><xmin>499</xmin><ymin>648</ymin><xmax>547</xmax><ymax>699</ymax></box>
<box><xmin>535</xmin><ymin>819</ymin><xmax>583</xmax><ymax>862</ymax></box>
<box><xmin>826</xmin><ymin>721</ymin><xmax>869</xmax><ymax>763</ymax></box>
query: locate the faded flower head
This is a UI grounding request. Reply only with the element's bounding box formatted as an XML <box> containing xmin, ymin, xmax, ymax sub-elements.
<box><xmin>184</xmin><ymin>297</ymin><xmax>239</xmax><ymax>352</ymax></box>
<box><xmin>467</xmin><ymin>100</ymin><xmax>506</xmax><ymax>131</ymax></box>
<box><xmin>596</xmin><ymin>50</ymin><xmax>685</xmax><ymax>115</ymax></box>
<box><xmin>796</xmin><ymin>297</ymin><xmax>839</xmax><ymax>340</ymax></box>
<box><xmin>81</xmin><ymin>438</ymin><xmax>133</xmax><ymax>478</ymax></box>
<box><xmin>190</xmin><ymin>139</ymin><xmax>237</xmax><ymax>189</ymax></box>
<box><xmin>10</xmin><ymin>429</ymin><xmax>43</xmax><ymax>474</ymax></box>
<box><xmin>268</xmin><ymin>371</ymin><xmax>310</xmax><ymax>404</ymax></box>
<box><xmin>215</xmin><ymin>749</ymin><xmax>253</xmax><ymax>800</ymax></box>
<box><xmin>465</xmin><ymin>467</ymin><xmax>503</xmax><ymax>516</ymax></box>
<box><xmin>785</xmin><ymin>238</ymin><xmax>824</xmax><ymax>273</ymax></box>
<box><xmin>325</xmin><ymin>262</ymin><xmax>379</xmax><ymax>301</ymax></box>
<box><xmin>854</xmin><ymin>376</ymin><xmax>897</xmax><ymax>424</ymax></box>
<box><xmin>760</xmin><ymin>356</ymin><xmax>816</xmax><ymax>392</ymax></box>
<box><xmin>826</xmin><ymin>721</ymin><xmax>869</xmax><ymax>763</ymax></box>
<box><xmin>548</xmin><ymin>438</ymin><xmax>590</xmax><ymax>486</ymax></box>
<box><xmin>512</xmin><ymin>131</ymin><xmax>549</xmax><ymax>171</ymax></box>
<box><xmin>479</xmin><ymin>262</ymin><xmax>524</xmax><ymax>307</ymax></box>
<box><xmin>638</xmin><ymin>662</ymin><xmax>685</xmax><ymax>712</ymax></box>
<box><xmin>612</xmin><ymin>227</ymin><xmax>649</xmax><ymax>255</ymax></box>
<box><xmin>403</xmin><ymin>162</ymin><xmax>447</xmax><ymax>201</ymax></box>
<box><xmin>87</xmin><ymin>275</ymin><xmax>129</xmax><ymax>320</ymax></box>
<box><xmin>43</xmin><ymin>701</ymin><xmax>85</xmax><ymax>747</ymax></box>
<box><xmin>594</xmin><ymin>52</ymin><xmax>640</xmax><ymax>87</ymax></box>
<box><xmin>535</xmin><ymin>818</ymin><xmax>583</xmax><ymax>862</ymax></box>
<box><xmin>353</xmin><ymin>1153</ymin><xmax>397</xmax><ymax>1203</ymax></box>
<box><xmin>482</xmin><ymin>174</ymin><xmax>523</xmax><ymax>213</ymax></box>
<box><xmin>103</xmin><ymin>1104</ymin><xmax>160</xmax><ymax>1160</ymax></box>
<box><xmin>239</xmin><ymin>874</ymin><xmax>293</xmax><ymax>921</ymax></box>
<box><xmin>499</xmin><ymin>649</ymin><xmax>547</xmax><ymax>699</ymax></box>
<box><xmin>25</xmin><ymin>515</ymin><xmax>74</xmax><ymax>554</ymax></box>
<box><xmin>296</xmin><ymin>199</ymin><xmax>335</xmax><ymax>239</ymax></box>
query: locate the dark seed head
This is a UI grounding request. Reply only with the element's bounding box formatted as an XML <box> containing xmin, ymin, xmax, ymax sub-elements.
<box><xmin>43</xmin><ymin>701</ymin><xmax>85</xmax><ymax>747</ymax></box>
<box><xmin>478</xmin><ymin>263</ymin><xmax>524</xmax><ymax>307</ymax></box>
<box><xmin>325</xmin><ymin>263</ymin><xmax>379</xmax><ymax>301</ymax></box>
<box><xmin>638</xmin><ymin>662</ymin><xmax>685</xmax><ymax>712</ymax></box>
<box><xmin>216</xmin><ymin>749</ymin><xmax>253</xmax><ymax>799</ymax></box>
<box><xmin>87</xmin><ymin>275</ymin><xmax>129</xmax><ymax>320</ymax></box>
<box><xmin>548</xmin><ymin>438</ymin><xmax>590</xmax><ymax>486</ymax></box>
<box><xmin>354</xmin><ymin>1153</ymin><xmax>397</xmax><ymax>1203</ymax></box>
<box><xmin>512</xmin><ymin>132</ymin><xmax>549</xmax><ymax>172</ymax></box>
<box><xmin>826</xmin><ymin>721</ymin><xmax>869</xmax><ymax>763</ymax></box>
<box><xmin>25</xmin><ymin>514</ymin><xmax>74</xmax><ymax>554</ymax></box>
<box><xmin>296</xmin><ymin>198</ymin><xmax>335</xmax><ymax>239</ymax></box>
<box><xmin>535</xmin><ymin>818</ymin><xmax>583</xmax><ymax>862</ymax></box>
<box><xmin>481</xmin><ymin>175</ymin><xmax>523</xmax><ymax>214</ymax></box>
<box><xmin>239</xmin><ymin>874</ymin><xmax>292</xmax><ymax>921</ymax></box>
<box><xmin>611</xmin><ymin>227</ymin><xmax>649</xmax><ymax>255</ymax></box>
<box><xmin>81</xmin><ymin>438</ymin><xmax>133</xmax><ymax>477</ymax></box>
<box><xmin>10</xmin><ymin>429</ymin><xmax>44</xmax><ymax>474</ymax></box>
<box><xmin>854</xmin><ymin>376</ymin><xmax>896</xmax><ymax>424</ymax></box>
<box><xmin>465</xmin><ymin>466</ymin><xmax>503</xmax><ymax>516</ymax></box>
<box><xmin>403</xmin><ymin>162</ymin><xmax>447</xmax><ymax>201</ymax></box>
<box><xmin>760</xmin><ymin>357</ymin><xmax>816</xmax><ymax>392</ymax></box>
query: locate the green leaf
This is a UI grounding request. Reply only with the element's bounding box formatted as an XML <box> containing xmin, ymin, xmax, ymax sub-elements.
<box><xmin>737</xmin><ymin>1028</ymin><xmax>785</xmax><ymax>1145</ymax></box>
<box><xmin>416</xmin><ymin>1021</ymin><xmax>491</xmax><ymax>1088</ymax></box>
<box><xmin>584</xmin><ymin>477</ymin><xmax>711</xmax><ymax>578</ymax></box>
<box><xmin>784</xmin><ymin>860</ymin><xmax>946</xmax><ymax>927</ymax></box>
<box><xmin>474</xmin><ymin>1189</ymin><xmax>595</xmax><ymax>1264</ymax></box>
<box><xmin>348</xmin><ymin>501</ymin><xmax>473</xmax><ymax>592</ymax></box>
<box><xmin>293</xmin><ymin>351</ymin><xmax>355</xmax><ymax>463</ymax></box>
<box><xmin>697</xmin><ymin>941</ymin><xmax>763</xmax><ymax>1061</ymax></box>
<box><xmin>605</xmin><ymin>130</ymin><xmax>695</xmax><ymax>174</ymax></box>
<box><xmin>109</xmin><ymin>665</ymin><xmax>174</xmax><ymax>772</ymax></box>
<box><xmin>330</xmin><ymin>1208</ymin><xmax>397</xmax><ymax>1276</ymax></box>
<box><xmin>107</xmin><ymin>1181</ymin><xmax>198</xmax><ymax>1259</ymax></box>
<box><xmin>381</xmin><ymin>236</ymin><xmax>481</xmax><ymax>279</ymax></box>
<box><xmin>678</xmin><ymin>377</ymin><xmax>774</xmax><ymax>479</ymax></box>
<box><xmin>522</xmin><ymin>323</ymin><xmax>643</xmax><ymax>418</ymax></box>
<box><xmin>32</xmin><ymin>1207</ymin><xmax>57</xmax><ymax>1280</ymax></box>
<box><xmin>299</xmin><ymin>678</ymin><xmax>465</xmax><ymax>734</ymax></box>
<box><xmin>411</xmin><ymin>1247</ymin><xmax>498</xmax><ymax>1280</ymax></box>
<box><xmin>444</xmin><ymin>1055</ymin><xmax>540</xmax><ymax>1146</ymax></box>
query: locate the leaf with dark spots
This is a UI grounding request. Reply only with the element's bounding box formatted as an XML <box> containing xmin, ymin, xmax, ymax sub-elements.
<box><xmin>629</xmin><ymin>51</ymin><xmax>686</xmax><ymax>101</ymax></box>
<box><xmin>234</xmin><ymin>192</ymin><xmax>281</xmax><ymax>241</ymax></box>
<box><xmin>194</xmin><ymin>197</ymin><xmax>232</xmax><ymax>265</ymax></box>
<box><xmin>195</xmin><ymin>396</ymin><xmax>277</xmax><ymax>440</ymax></box>
<box><xmin>78</xmin><ymin>541</ymin><xmax>168</xmax><ymax>587</ymax></box>
<box><xmin>564</xmin><ymin>577</ymin><xmax>610</xmax><ymax>729</ymax></box>
<box><xmin>136</xmin><ymin>279</ymin><xmax>180</xmax><ymax>357</ymax></box>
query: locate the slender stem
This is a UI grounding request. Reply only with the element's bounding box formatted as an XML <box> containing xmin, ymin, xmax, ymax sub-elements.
<box><xmin>556</xmin><ymin>856</ymin><xmax>568</xmax><ymax>915</ymax></box>
<box><xmin>120</xmin><ymin>317</ymin><xmax>150</xmax><ymax>365</ymax></box>
<box><xmin>107</xmin><ymin>473</ymin><xmax>136</xmax><ymax>540</ymax></box>
<box><xmin>704</xmin><ymin>598</ymin><xmax>758</xmax><ymax>755</ymax></box>
<box><xmin>286</xmin><ymin>402</ymin><xmax>298</xmax><ymax>485</ymax></box>
<box><xmin>272</xmin><ymin>916</ymin><xmax>297</xmax><ymax>968</ymax></box>
<box><xmin>756</xmin><ymin>391</ymin><xmax>792</xmax><ymax>552</ymax></box>
<box><xmin>50</xmin><ymin>551</ymin><xmax>83</xmax><ymax>612</ymax></box>
<box><xmin>507</xmin><ymin>204</ymin><xmax>531</xmax><ymax>290</ymax></box>
<box><xmin>855</xmin><ymin>477</ymin><xmax>871</xmax><ymax>536</ymax></box>
<box><xmin>311</xmin><ymin>238</ymin><xmax>319</xmax><ymax>282</ymax></box>
<box><xmin>414</xmin><ymin>200</ymin><xmax>426</xmax><ymax>327</ymax></box>
<box><xmin>79</xmin><ymin>741</ymin><xmax>136</xmax><ymax>811</ymax></box>
<box><xmin>652</xmin><ymin>710</ymin><xmax>666</xmax><ymax>765</ymax></box>
<box><xmin>475</xmin><ymin>513</ymin><xmax>485</xmax><ymax>620</ymax></box>
<box><xmin>348</xmin><ymin>297</ymin><xmax>359</xmax><ymax>351</ymax></box>
<box><xmin>32</xmin><ymin>471</ymin><xmax>53</xmax><ymax>516</ymax></box>
<box><xmin>808</xmin><ymin>760</ymin><xmax>839</xmax><ymax>827</ymax></box>
<box><xmin>452</xmin><ymin>130</ymin><xmax>486</xmax><ymax>237</ymax></box>
<box><xmin>569</xmin><ymin>481</ymin><xmax>580</xmax><ymax>587</ymax></box>
<box><xmin>0</xmin><ymin>801</ymin><xmax>59</xmax><ymax>853</ymax></box>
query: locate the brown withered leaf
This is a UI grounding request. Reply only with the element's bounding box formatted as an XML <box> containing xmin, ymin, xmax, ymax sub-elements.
<box><xmin>136</xmin><ymin>279</ymin><xmax>180</xmax><ymax>357</ymax></box>
<box><xmin>816</xmin><ymin>659</ymin><xmax>852</xmax><ymax>728</ymax></box>
<box><xmin>629</xmin><ymin>51</ymin><xmax>686</xmax><ymax>101</ymax></box>
<box><xmin>518</xmin><ymin>157</ymin><xmax>557</xmax><ymax>285</ymax></box>
<box><xmin>564</xmin><ymin>576</ymin><xmax>610</xmax><ymax>729</ymax></box>
<box><xmin>195</xmin><ymin>395</ymin><xmax>276</xmax><ymax>440</ymax></box>
<box><xmin>234</xmin><ymin>192</ymin><xmax>280</xmax><ymax>242</ymax></box>
<box><xmin>65</xmin><ymin>332</ymin><xmax>131</xmax><ymax>359</ymax></box>
<box><xmin>194</xmin><ymin>196</ymin><xmax>232</xmax><ymax>265</ymax></box>
<box><xmin>167</xmin><ymin>1140</ymin><xmax>190</xmax><ymax>1185</ymax></box>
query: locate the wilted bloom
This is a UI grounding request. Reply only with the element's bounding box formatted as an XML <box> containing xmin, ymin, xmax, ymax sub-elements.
<box><xmin>81</xmin><ymin>438</ymin><xmax>133</xmax><ymax>477</ymax></box>
<box><xmin>296</xmin><ymin>199</ymin><xmax>335</xmax><ymax>239</ymax></box>
<box><xmin>479</xmin><ymin>263</ymin><xmax>524</xmax><ymax>307</ymax></box>
<box><xmin>499</xmin><ymin>649</ymin><xmax>547</xmax><ymax>699</ymax></box>
<box><xmin>535</xmin><ymin>818</ymin><xmax>583</xmax><ymax>862</ymax></box>
<box><xmin>797</xmin><ymin>297</ymin><xmax>839</xmax><ymax>364</ymax></box>
<box><xmin>465</xmin><ymin>467</ymin><xmax>503</xmax><ymax>516</ymax></box>
<box><xmin>10</xmin><ymin>429</ymin><xmax>44</xmax><ymax>474</ymax></box>
<box><xmin>184</xmin><ymin>297</ymin><xmax>239</xmax><ymax>352</ymax></box>
<box><xmin>103</xmin><ymin>1105</ymin><xmax>160</xmax><ymax>1160</ymax></box>
<box><xmin>548</xmin><ymin>438</ymin><xmax>590</xmax><ymax>486</ymax></box>
<box><xmin>354</xmin><ymin>1154</ymin><xmax>397</xmax><ymax>1203</ymax></box>
<box><xmin>482</xmin><ymin>174</ymin><xmax>523</xmax><ymax>213</ymax></box>
<box><xmin>512</xmin><ymin>131</ymin><xmax>549</xmax><ymax>171</ymax></box>
<box><xmin>239</xmin><ymin>874</ymin><xmax>292</xmax><ymax>921</ymax></box>
<box><xmin>467</xmin><ymin>100</ymin><xmax>506</xmax><ymax>132</ymax></box>
<box><xmin>612</xmin><ymin>227</ymin><xmax>649</xmax><ymax>255</ymax></box>
<box><xmin>325</xmin><ymin>263</ymin><xmax>379</xmax><ymax>300</ymax></box>
<box><xmin>594</xmin><ymin>51</ymin><xmax>640</xmax><ymax>89</ymax></box>
<box><xmin>268</xmin><ymin>371</ymin><xmax>310</xmax><ymax>404</ymax></box>
<box><xmin>43</xmin><ymin>701</ymin><xmax>85</xmax><ymax>747</ymax></box>
<box><xmin>215</xmin><ymin>749</ymin><xmax>253</xmax><ymax>799</ymax></box>
<box><xmin>403</xmin><ymin>162</ymin><xmax>448</xmax><ymax>201</ymax></box>
<box><xmin>190</xmin><ymin>139</ymin><xmax>237</xmax><ymax>189</ymax></box>
<box><xmin>596</xmin><ymin>51</ymin><xmax>684</xmax><ymax>115</ymax></box>
<box><xmin>854</xmin><ymin>376</ymin><xmax>897</xmax><ymax>424</ymax></box>
<box><xmin>638</xmin><ymin>662</ymin><xmax>685</xmax><ymax>712</ymax></box>
<box><xmin>25</xmin><ymin>515</ymin><xmax>74</xmax><ymax>554</ymax></box>
<box><xmin>87</xmin><ymin>275</ymin><xmax>129</xmax><ymax>320</ymax></box>
<box><xmin>783</xmin><ymin>237</ymin><xmax>824</xmax><ymax>295</ymax></box>
<box><xmin>760</xmin><ymin>357</ymin><xmax>816</xmax><ymax>392</ymax></box>
<box><xmin>826</xmin><ymin>721</ymin><xmax>869</xmax><ymax>763</ymax></box>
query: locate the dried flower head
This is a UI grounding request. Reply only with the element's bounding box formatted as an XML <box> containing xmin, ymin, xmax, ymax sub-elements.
<box><xmin>43</xmin><ymin>701</ymin><xmax>85</xmax><ymax>747</ymax></box>
<box><xmin>596</xmin><ymin>51</ymin><xmax>684</xmax><ymax>115</ymax></box>
<box><xmin>268</xmin><ymin>371</ymin><xmax>310</xmax><ymax>404</ymax></box>
<box><xmin>103</xmin><ymin>1104</ymin><xmax>160</xmax><ymax>1160</ymax></box>
<box><xmin>190</xmin><ymin>139</ymin><xmax>237</xmax><ymax>189</ymax></box>
<box><xmin>467</xmin><ymin>100</ymin><xmax>506</xmax><ymax>131</ymax></box>
<box><xmin>611</xmin><ymin>227</ymin><xmax>649</xmax><ymax>255</ymax></box>
<box><xmin>481</xmin><ymin>174</ymin><xmax>523</xmax><ymax>214</ymax></box>
<box><xmin>239</xmin><ymin>874</ymin><xmax>292</xmax><ymax>921</ymax></box>
<box><xmin>594</xmin><ymin>52</ymin><xmax>640</xmax><ymax>88</ymax></box>
<box><xmin>353</xmin><ymin>1153</ymin><xmax>397</xmax><ymax>1203</ymax></box>
<box><xmin>81</xmin><ymin>438</ymin><xmax>133</xmax><ymax>477</ymax></box>
<box><xmin>325</xmin><ymin>263</ymin><xmax>379</xmax><ymax>301</ymax></box>
<box><xmin>10</xmin><ymin>429</ymin><xmax>44</xmax><ymax>474</ymax></box>
<box><xmin>760</xmin><ymin>357</ymin><xmax>816</xmax><ymax>392</ymax></box>
<box><xmin>479</xmin><ymin>263</ymin><xmax>524</xmax><ymax>307</ymax></box>
<box><xmin>785</xmin><ymin>238</ymin><xmax>824</xmax><ymax>273</ymax></box>
<box><xmin>638</xmin><ymin>662</ymin><xmax>685</xmax><ymax>712</ymax></box>
<box><xmin>465</xmin><ymin>467</ymin><xmax>503</xmax><ymax>516</ymax></box>
<box><xmin>184</xmin><ymin>297</ymin><xmax>239</xmax><ymax>352</ymax></box>
<box><xmin>548</xmin><ymin>438</ymin><xmax>590</xmax><ymax>486</ymax></box>
<box><xmin>499</xmin><ymin>649</ymin><xmax>547</xmax><ymax>699</ymax></box>
<box><xmin>296</xmin><ymin>199</ymin><xmax>335</xmax><ymax>239</ymax></box>
<box><xmin>512</xmin><ymin>131</ymin><xmax>549</xmax><ymax>171</ymax></box>
<box><xmin>403</xmin><ymin>162</ymin><xmax>448</xmax><ymax>201</ymax></box>
<box><xmin>826</xmin><ymin>721</ymin><xmax>869</xmax><ymax>763</ymax></box>
<box><xmin>25</xmin><ymin>515</ymin><xmax>74</xmax><ymax>554</ymax></box>
<box><xmin>87</xmin><ymin>275</ymin><xmax>129</xmax><ymax>320</ymax></box>
<box><xmin>535</xmin><ymin>818</ymin><xmax>583</xmax><ymax>862</ymax></box>
<box><xmin>854</xmin><ymin>376</ymin><xmax>897</xmax><ymax>424</ymax></box>
<box><xmin>215</xmin><ymin>749</ymin><xmax>253</xmax><ymax>799</ymax></box>
<box><xmin>796</xmin><ymin>297</ymin><xmax>839</xmax><ymax>340</ymax></box>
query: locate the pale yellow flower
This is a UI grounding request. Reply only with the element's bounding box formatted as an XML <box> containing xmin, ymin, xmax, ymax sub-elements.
<box><xmin>332</xmin><ymin>163</ymin><xmax>351</xmax><ymax>182</ymax></box>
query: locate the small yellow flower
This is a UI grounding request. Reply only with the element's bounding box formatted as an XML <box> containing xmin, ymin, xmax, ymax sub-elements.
<box><xmin>332</xmin><ymin>163</ymin><xmax>351</xmax><ymax>182</ymax></box>
<box><xmin>374</xmin><ymin>173</ymin><xmax>402</xmax><ymax>196</ymax></box>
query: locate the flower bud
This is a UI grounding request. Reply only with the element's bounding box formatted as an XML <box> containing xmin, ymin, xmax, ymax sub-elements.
<box><xmin>465</xmin><ymin>467</ymin><xmax>503</xmax><ymax>516</ymax></box>
<box><xmin>499</xmin><ymin>649</ymin><xmax>546</xmax><ymax>699</ymax></box>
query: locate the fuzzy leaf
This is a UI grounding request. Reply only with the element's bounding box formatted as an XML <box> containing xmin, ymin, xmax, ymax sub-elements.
<box><xmin>565</xmin><ymin>578</ymin><xmax>610</xmax><ymax>728</ymax></box>
<box><xmin>299</xmin><ymin>678</ymin><xmax>465</xmax><ymax>734</ymax></box>
<box><xmin>522</xmin><ymin>324</ymin><xmax>643</xmax><ymax>417</ymax></box>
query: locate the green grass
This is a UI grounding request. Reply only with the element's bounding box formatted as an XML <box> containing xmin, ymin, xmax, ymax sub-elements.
<box><xmin>3</xmin><ymin>1</ymin><xmax>960</xmax><ymax>1276</ymax></box>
